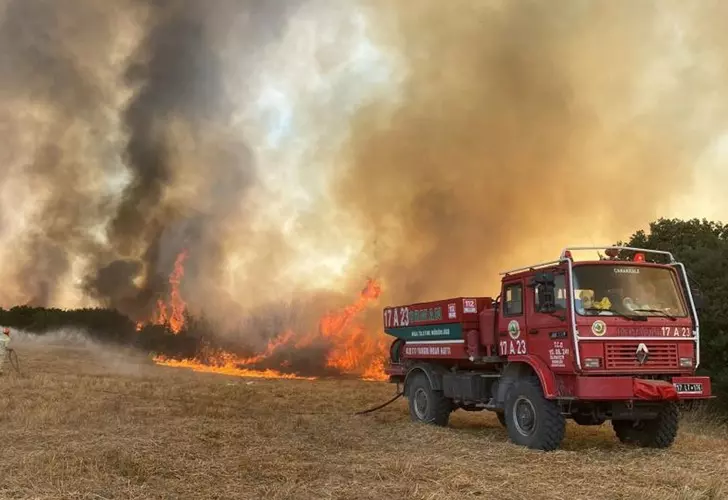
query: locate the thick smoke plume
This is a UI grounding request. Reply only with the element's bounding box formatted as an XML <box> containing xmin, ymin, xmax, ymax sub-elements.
<box><xmin>88</xmin><ymin>0</ymin><xmax>258</xmax><ymax>320</ymax></box>
<box><xmin>1</xmin><ymin>0</ymin><xmax>728</xmax><ymax>362</ymax></box>
<box><xmin>334</xmin><ymin>0</ymin><xmax>728</xmax><ymax>311</ymax></box>
<box><xmin>0</xmin><ymin>0</ymin><xmax>303</xmax><ymax>324</ymax></box>
<box><xmin>0</xmin><ymin>0</ymin><xmax>132</xmax><ymax>306</ymax></box>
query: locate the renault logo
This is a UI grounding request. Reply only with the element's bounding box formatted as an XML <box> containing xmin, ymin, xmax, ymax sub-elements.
<box><xmin>635</xmin><ymin>343</ymin><xmax>649</xmax><ymax>365</ymax></box>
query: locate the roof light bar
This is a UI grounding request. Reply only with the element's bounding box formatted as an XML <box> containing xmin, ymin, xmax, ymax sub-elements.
<box><xmin>559</xmin><ymin>246</ymin><xmax>676</xmax><ymax>263</ymax></box>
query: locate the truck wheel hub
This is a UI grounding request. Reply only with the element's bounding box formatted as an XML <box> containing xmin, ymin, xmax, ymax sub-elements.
<box><xmin>514</xmin><ymin>397</ymin><xmax>536</xmax><ymax>436</ymax></box>
<box><xmin>414</xmin><ymin>388</ymin><xmax>429</xmax><ymax>419</ymax></box>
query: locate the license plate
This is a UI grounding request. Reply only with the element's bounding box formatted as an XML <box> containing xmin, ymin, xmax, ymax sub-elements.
<box><xmin>674</xmin><ymin>383</ymin><xmax>703</xmax><ymax>394</ymax></box>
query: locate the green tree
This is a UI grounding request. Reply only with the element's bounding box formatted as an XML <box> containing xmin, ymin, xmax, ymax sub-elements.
<box><xmin>619</xmin><ymin>217</ymin><xmax>728</xmax><ymax>409</ymax></box>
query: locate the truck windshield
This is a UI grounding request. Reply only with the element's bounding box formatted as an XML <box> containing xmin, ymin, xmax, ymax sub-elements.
<box><xmin>572</xmin><ymin>264</ymin><xmax>688</xmax><ymax>318</ymax></box>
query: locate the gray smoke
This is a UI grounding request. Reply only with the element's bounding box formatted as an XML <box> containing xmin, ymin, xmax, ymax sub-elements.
<box><xmin>335</xmin><ymin>0</ymin><xmax>728</xmax><ymax>311</ymax></box>
<box><xmin>0</xmin><ymin>0</ymin><xmax>303</xmax><ymax>320</ymax></box>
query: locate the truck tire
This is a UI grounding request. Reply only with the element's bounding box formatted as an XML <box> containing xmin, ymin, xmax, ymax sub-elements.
<box><xmin>407</xmin><ymin>372</ymin><xmax>452</xmax><ymax>427</ymax></box>
<box><xmin>504</xmin><ymin>376</ymin><xmax>565</xmax><ymax>451</ymax></box>
<box><xmin>611</xmin><ymin>402</ymin><xmax>679</xmax><ymax>448</ymax></box>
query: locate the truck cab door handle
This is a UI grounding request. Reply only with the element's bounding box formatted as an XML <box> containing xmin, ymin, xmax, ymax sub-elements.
<box><xmin>529</xmin><ymin>328</ymin><xmax>538</xmax><ymax>334</ymax></box>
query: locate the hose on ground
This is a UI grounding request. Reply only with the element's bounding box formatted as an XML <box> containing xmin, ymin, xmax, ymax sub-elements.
<box><xmin>354</xmin><ymin>388</ymin><xmax>405</xmax><ymax>416</ymax></box>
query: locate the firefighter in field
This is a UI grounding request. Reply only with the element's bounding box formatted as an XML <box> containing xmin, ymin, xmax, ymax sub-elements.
<box><xmin>0</xmin><ymin>327</ymin><xmax>10</xmax><ymax>374</ymax></box>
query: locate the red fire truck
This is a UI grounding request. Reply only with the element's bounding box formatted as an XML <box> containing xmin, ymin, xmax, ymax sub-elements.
<box><xmin>383</xmin><ymin>246</ymin><xmax>712</xmax><ymax>451</ymax></box>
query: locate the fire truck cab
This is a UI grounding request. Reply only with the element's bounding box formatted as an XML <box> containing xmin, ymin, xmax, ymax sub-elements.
<box><xmin>383</xmin><ymin>246</ymin><xmax>712</xmax><ymax>451</ymax></box>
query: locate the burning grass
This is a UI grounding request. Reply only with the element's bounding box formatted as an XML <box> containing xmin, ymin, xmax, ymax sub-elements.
<box><xmin>0</xmin><ymin>340</ymin><xmax>726</xmax><ymax>499</ymax></box>
<box><xmin>152</xmin><ymin>355</ymin><xmax>317</xmax><ymax>380</ymax></box>
<box><xmin>137</xmin><ymin>254</ymin><xmax>390</xmax><ymax>381</ymax></box>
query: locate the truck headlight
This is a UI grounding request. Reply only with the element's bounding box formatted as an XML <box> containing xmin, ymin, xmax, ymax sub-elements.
<box><xmin>584</xmin><ymin>358</ymin><xmax>601</xmax><ymax>368</ymax></box>
<box><xmin>679</xmin><ymin>357</ymin><xmax>693</xmax><ymax>368</ymax></box>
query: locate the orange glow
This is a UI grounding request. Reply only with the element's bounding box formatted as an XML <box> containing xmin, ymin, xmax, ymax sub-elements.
<box><xmin>153</xmin><ymin>355</ymin><xmax>316</xmax><ymax>380</ymax></box>
<box><xmin>152</xmin><ymin>250</ymin><xmax>188</xmax><ymax>334</ymax></box>
<box><xmin>290</xmin><ymin>278</ymin><xmax>387</xmax><ymax>379</ymax></box>
<box><xmin>361</xmin><ymin>357</ymin><xmax>387</xmax><ymax>381</ymax></box>
<box><xmin>148</xmin><ymin>273</ymin><xmax>389</xmax><ymax>381</ymax></box>
<box><xmin>137</xmin><ymin>250</ymin><xmax>189</xmax><ymax>334</ymax></box>
<box><xmin>320</xmin><ymin>279</ymin><xmax>387</xmax><ymax>380</ymax></box>
<box><xmin>237</xmin><ymin>330</ymin><xmax>295</xmax><ymax>366</ymax></box>
<box><xmin>153</xmin><ymin>298</ymin><xmax>169</xmax><ymax>326</ymax></box>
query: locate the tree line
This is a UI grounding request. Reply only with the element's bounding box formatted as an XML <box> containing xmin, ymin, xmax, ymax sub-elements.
<box><xmin>0</xmin><ymin>305</ymin><xmax>202</xmax><ymax>358</ymax></box>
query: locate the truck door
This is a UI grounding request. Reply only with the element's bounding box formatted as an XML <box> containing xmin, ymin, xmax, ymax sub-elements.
<box><xmin>498</xmin><ymin>279</ymin><xmax>528</xmax><ymax>357</ymax></box>
<box><xmin>528</xmin><ymin>270</ymin><xmax>574</xmax><ymax>373</ymax></box>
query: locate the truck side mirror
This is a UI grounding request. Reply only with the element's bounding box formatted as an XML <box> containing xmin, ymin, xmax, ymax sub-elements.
<box><xmin>536</xmin><ymin>283</ymin><xmax>557</xmax><ymax>313</ymax></box>
<box><xmin>538</xmin><ymin>271</ymin><xmax>555</xmax><ymax>286</ymax></box>
<box><xmin>529</xmin><ymin>271</ymin><xmax>556</xmax><ymax>288</ymax></box>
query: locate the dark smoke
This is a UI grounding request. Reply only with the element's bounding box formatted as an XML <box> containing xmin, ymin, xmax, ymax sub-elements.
<box><xmin>0</xmin><ymin>0</ymin><xmax>303</xmax><ymax>316</ymax></box>
<box><xmin>93</xmin><ymin>0</ymin><xmax>253</xmax><ymax>319</ymax></box>
<box><xmin>97</xmin><ymin>0</ymin><xmax>304</xmax><ymax>321</ymax></box>
<box><xmin>0</xmin><ymin>0</ymin><xmax>125</xmax><ymax>306</ymax></box>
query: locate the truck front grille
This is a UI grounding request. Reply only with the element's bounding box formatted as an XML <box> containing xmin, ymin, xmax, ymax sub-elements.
<box><xmin>604</xmin><ymin>342</ymin><xmax>679</xmax><ymax>370</ymax></box>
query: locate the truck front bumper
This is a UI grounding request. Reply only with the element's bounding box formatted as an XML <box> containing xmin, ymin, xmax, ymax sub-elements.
<box><xmin>570</xmin><ymin>375</ymin><xmax>712</xmax><ymax>401</ymax></box>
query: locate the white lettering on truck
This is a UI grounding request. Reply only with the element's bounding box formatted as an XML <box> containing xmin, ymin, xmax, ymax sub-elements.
<box><xmin>500</xmin><ymin>339</ymin><xmax>526</xmax><ymax>355</ymax></box>
<box><xmin>404</xmin><ymin>346</ymin><xmax>452</xmax><ymax>356</ymax></box>
<box><xmin>549</xmin><ymin>340</ymin><xmax>570</xmax><ymax>368</ymax></box>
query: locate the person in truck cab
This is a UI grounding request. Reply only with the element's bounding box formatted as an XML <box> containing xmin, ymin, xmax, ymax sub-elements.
<box><xmin>625</xmin><ymin>281</ymin><xmax>675</xmax><ymax>315</ymax></box>
<box><xmin>575</xmin><ymin>290</ymin><xmax>593</xmax><ymax>313</ymax></box>
<box><xmin>576</xmin><ymin>290</ymin><xmax>612</xmax><ymax>315</ymax></box>
<box><xmin>636</xmin><ymin>281</ymin><xmax>661</xmax><ymax>309</ymax></box>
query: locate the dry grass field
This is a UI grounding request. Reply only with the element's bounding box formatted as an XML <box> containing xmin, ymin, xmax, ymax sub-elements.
<box><xmin>0</xmin><ymin>334</ymin><xmax>726</xmax><ymax>500</ymax></box>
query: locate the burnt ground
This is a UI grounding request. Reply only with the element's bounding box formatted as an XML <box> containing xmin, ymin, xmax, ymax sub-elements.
<box><xmin>0</xmin><ymin>336</ymin><xmax>725</xmax><ymax>499</ymax></box>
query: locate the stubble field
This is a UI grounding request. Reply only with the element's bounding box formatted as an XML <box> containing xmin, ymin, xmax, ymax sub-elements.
<box><xmin>0</xmin><ymin>335</ymin><xmax>725</xmax><ymax>500</ymax></box>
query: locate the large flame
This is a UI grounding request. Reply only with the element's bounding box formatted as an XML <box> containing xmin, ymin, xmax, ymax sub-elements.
<box><xmin>146</xmin><ymin>251</ymin><xmax>388</xmax><ymax>381</ymax></box>
<box><xmin>319</xmin><ymin>279</ymin><xmax>388</xmax><ymax>378</ymax></box>
<box><xmin>135</xmin><ymin>249</ymin><xmax>189</xmax><ymax>334</ymax></box>
<box><xmin>154</xmin><ymin>250</ymin><xmax>188</xmax><ymax>334</ymax></box>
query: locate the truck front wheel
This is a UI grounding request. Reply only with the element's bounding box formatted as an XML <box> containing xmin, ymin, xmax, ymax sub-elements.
<box><xmin>612</xmin><ymin>402</ymin><xmax>679</xmax><ymax>448</ymax></box>
<box><xmin>504</xmin><ymin>376</ymin><xmax>566</xmax><ymax>451</ymax></box>
<box><xmin>407</xmin><ymin>372</ymin><xmax>452</xmax><ymax>427</ymax></box>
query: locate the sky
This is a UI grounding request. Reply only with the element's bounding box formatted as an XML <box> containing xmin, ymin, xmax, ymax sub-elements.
<box><xmin>248</xmin><ymin>1</ymin><xmax>728</xmax><ymax>271</ymax></box>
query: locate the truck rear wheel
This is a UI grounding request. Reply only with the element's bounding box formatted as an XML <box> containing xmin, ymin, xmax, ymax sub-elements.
<box><xmin>407</xmin><ymin>372</ymin><xmax>452</xmax><ymax>427</ymax></box>
<box><xmin>612</xmin><ymin>402</ymin><xmax>679</xmax><ymax>448</ymax></box>
<box><xmin>504</xmin><ymin>376</ymin><xmax>565</xmax><ymax>451</ymax></box>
